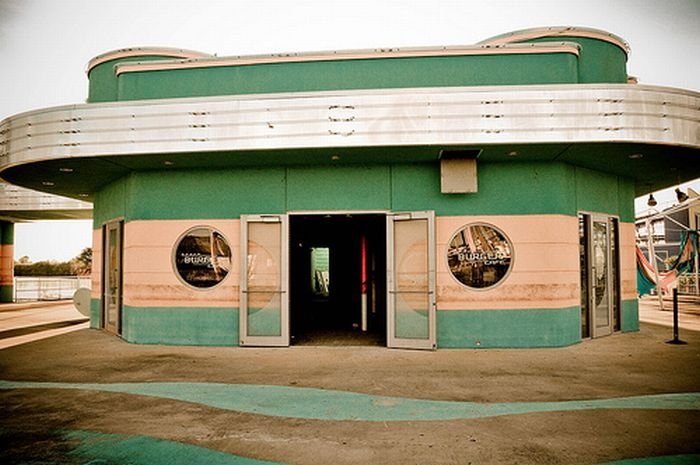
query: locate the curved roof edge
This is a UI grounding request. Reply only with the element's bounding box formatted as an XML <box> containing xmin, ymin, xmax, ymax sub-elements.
<box><xmin>0</xmin><ymin>182</ymin><xmax>91</xmax><ymax>222</ymax></box>
<box><xmin>87</xmin><ymin>47</ymin><xmax>212</xmax><ymax>74</ymax></box>
<box><xmin>113</xmin><ymin>42</ymin><xmax>581</xmax><ymax>76</ymax></box>
<box><xmin>1</xmin><ymin>83</ymin><xmax>697</xmax><ymax>198</ymax></box>
<box><xmin>479</xmin><ymin>26</ymin><xmax>630</xmax><ymax>57</ymax></box>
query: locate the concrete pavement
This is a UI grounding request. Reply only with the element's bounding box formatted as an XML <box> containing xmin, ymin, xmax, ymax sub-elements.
<box><xmin>638</xmin><ymin>294</ymin><xmax>700</xmax><ymax>333</ymax></box>
<box><xmin>0</xmin><ymin>299</ymin><xmax>699</xmax><ymax>465</ymax></box>
<box><xmin>0</xmin><ymin>301</ymin><xmax>88</xmax><ymax>349</ymax></box>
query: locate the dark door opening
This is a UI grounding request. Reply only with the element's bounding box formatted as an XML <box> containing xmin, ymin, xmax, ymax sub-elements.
<box><xmin>290</xmin><ymin>214</ymin><xmax>386</xmax><ymax>346</ymax></box>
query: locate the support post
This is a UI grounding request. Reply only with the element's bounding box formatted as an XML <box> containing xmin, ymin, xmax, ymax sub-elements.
<box><xmin>646</xmin><ymin>217</ymin><xmax>664</xmax><ymax>310</ymax></box>
<box><xmin>0</xmin><ymin>221</ymin><xmax>14</xmax><ymax>303</ymax></box>
<box><xmin>667</xmin><ymin>287</ymin><xmax>687</xmax><ymax>345</ymax></box>
<box><xmin>694</xmin><ymin>233</ymin><xmax>699</xmax><ymax>296</ymax></box>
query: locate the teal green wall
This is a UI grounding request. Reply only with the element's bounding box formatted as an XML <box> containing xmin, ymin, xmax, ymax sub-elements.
<box><xmin>127</xmin><ymin>168</ymin><xmax>286</xmax><ymax>221</ymax></box>
<box><xmin>114</xmin><ymin>53</ymin><xmax>578</xmax><ymax>102</ymax></box>
<box><xmin>0</xmin><ymin>286</ymin><xmax>12</xmax><ymax>303</ymax></box>
<box><xmin>621</xmin><ymin>299</ymin><xmax>640</xmax><ymax>332</ymax></box>
<box><xmin>93</xmin><ymin>176</ymin><xmax>128</xmax><ymax>227</ymax></box>
<box><xmin>1</xmin><ymin>221</ymin><xmax>14</xmax><ymax>245</ymax></box>
<box><xmin>574</xmin><ymin>166</ymin><xmax>635</xmax><ymax>222</ymax></box>
<box><xmin>86</xmin><ymin>34</ymin><xmax>629</xmax><ymax>103</ymax></box>
<box><xmin>122</xmin><ymin>306</ymin><xmax>239</xmax><ymax>346</ymax></box>
<box><xmin>392</xmin><ymin>162</ymin><xmax>578</xmax><ymax>216</ymax></box>
<box><xmin>93</xmin><ymin>162</ymin><xmax>635</xmax><ymax>225</ymax></box>
<box><xmin>528</xmin><ymin>37</ymin><xmax>627</xmax><ymax>83</ymax></box>
<box><xmin>437</xmin><ymin>307</ymin><xmax>581</xmax><ymax>348</ymax></box>
<box><xmin>88</xmin><ymin>55</ymin><xmax>198</xmax><ymax>103</ymax></box>
<box><xmin>90</xmin><ymin>298</ymin><xmax>101</xmax><ymax>329</ymax></box>
<box><xmin>87</xmin><ymin>299</ymin><xmax>639</xmax><ymax>346</ymax></box>
<box><xmin>287</xmin><ymin>165</ymin><xmax>391</xmax><ymax>211</ymax></box>
<box><xmin>0</xmin><ymin>221</ymin><xmax>14</xmax><ymax>303</ymax></box>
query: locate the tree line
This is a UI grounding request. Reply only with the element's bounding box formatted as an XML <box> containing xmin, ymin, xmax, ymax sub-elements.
<box><xmin>14</xmin><ymin>247</ymin><xmax>92</xmax><ymax>277</ymax></box>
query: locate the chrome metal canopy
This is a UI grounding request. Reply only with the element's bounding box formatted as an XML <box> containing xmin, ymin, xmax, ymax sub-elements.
<box><xmin>1</xmin><ymin>83</ymin><xmax>698</xmax><ymax>198</ymax></box>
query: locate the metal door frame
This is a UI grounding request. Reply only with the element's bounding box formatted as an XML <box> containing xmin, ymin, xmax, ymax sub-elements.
<box><xmin>587</xmin><ymin>213</ymin><xmax>616</xmax><ymax>338</ymax></box>
<box><xmin>386</xmin><ymin>211</ymin><xmax>436</xmax><ymax>350</ymax></box>
<box><xmin>102</xmin><ymin>219</ymin><xmax>123</xmax><ymax>335</ymax></box>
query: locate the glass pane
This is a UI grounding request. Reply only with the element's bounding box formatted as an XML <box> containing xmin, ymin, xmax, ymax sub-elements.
<box><xmin>247</xmin><ymin>222</ymin><xmax>282</xmax><ymax>337</ymax></box>
<box><xmin>394</xmin><ymin>219</ymin><xmax>429</xmax><ymax>339</ymax></box>
<box><xmin>107</xmin><ymin>226</ymin><xmax>119</xmax><ymax>326</ymax></box>
<box><xmin>579</xmin><ymin>214</ymin><xmax>590</xmax><ymax>338</ymax></box>
<box><xmin>610</xmin><ymin>218</ymin><xmax>620</xmax><ymax>331</ymax></box>
<box><xmin>593</xmin><ymin>221</ymin><xmax>609</xmax><ymax>328</ymax></box>
<box><xmin>247</xmin><ymin>222</ymin><xmax>281</xmax><ymax>290</ymax></box>
<box><xmin>247</xmin><ymin>291</ymin><xmax>282</xmax><ymax>336</ymax></box>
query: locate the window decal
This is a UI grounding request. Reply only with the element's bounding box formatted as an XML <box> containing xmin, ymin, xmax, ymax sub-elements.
<box><xmin>447</xmin><ymin>223</ymin><xmax>513</xmax><ymax>289</ymax></box>
<box><xmin>174</xmin><ymin>227</ymin><xmax>232</xmax><ymax>289</ymax></box>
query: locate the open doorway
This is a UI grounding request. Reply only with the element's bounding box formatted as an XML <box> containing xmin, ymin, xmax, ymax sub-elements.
<box><xmin>289</xmin><ymin>214</ymin><xmax>386</xmax><ymax>346</ymax></box>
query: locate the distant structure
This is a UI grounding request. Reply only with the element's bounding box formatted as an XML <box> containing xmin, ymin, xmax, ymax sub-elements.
<box><xmin>0</xmin><ymin>182</ymin><xmax>91</xmax><ymax>302</ymax></box>
<box><xmin>636</xmin><ymin>189</ymin><xmax>700</xmax><ymax>294</ymax></box>
<box><xmin>1</xmin><ymin>27</ymin><xmax>699</xmax><ymax>348</ymax></box>
<box><xmin>636</xmin><ymin>189</ymin><xmax>699</xmax><ymax>265</ymax></box>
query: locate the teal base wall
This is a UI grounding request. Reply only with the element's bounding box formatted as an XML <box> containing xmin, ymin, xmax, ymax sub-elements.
<box><xmin>122</xmin><ymin>306</ymin><xmax>239</xmax><ymax>346</ymax></box>
<box><xmin>437</xmin><ymin>307</ymin><xmax>581</xmax><ymax>348</ymax></box>
<box><xmin>90</xmin><ymin>299</ymin><xmax>101</xmax><ymax>329</ymax></box>
<box><xmin>90</xmin><ymin>302</ymin><xmax>637</xmax><ymax>348</ymax></box>
<box><xmin>621</xmin><ymin>299</ymin><xmax>640</xmax><ymax>332</ymax></box>
<box><xmin>0</xmin><ymin>285</ymin><xmax>13</xmax><ymax>304</ymax></box>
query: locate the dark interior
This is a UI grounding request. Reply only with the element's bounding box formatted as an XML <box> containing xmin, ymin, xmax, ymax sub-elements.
<box><xmin>289</xmin><ymin>214</ymin><xmax>386</xmax><ymax>346</ymax></box>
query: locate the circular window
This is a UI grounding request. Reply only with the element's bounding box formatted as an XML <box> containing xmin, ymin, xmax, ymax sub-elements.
<box><xmin>173</xmin><ymin>227</ymin><xmax>232</xmax><ymax>289</ymax></box>
<box><xmin>447</xmin><ymin>223</ymin><xmax>513</xmax><ymax>290</ymax></box>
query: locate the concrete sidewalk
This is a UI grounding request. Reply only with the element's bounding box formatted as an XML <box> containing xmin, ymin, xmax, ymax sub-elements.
<box><xmin>0</xmin><ymin>300</ymin><xmax>88</xmax><ymax>349</ymax></box>
<box><xmin>638</xmin><ymin>294</ymin><xmax>700</xmax><ymax>333</ymax></box>
<box><xmin>1</xmin><ymin>316</ymin><xmax>699</xmax><ymax>465</ymax></box>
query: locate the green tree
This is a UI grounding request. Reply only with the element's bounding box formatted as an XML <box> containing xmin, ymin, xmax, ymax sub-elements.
<box><xmin>14</xmin><ymin>248</ymin><xmax>93</xmax><ymax>277</ymax></box>
<box><xmin>71</xmin><ymin>247</ymin><xmax>92</xmax><ymax>276</ymax></box>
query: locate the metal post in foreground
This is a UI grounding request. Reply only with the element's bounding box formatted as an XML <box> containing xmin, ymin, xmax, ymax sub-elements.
<box><xmin>667</xmin><ymin>288</ymin><xmax>687</xmax><ymax>345</ymax></box>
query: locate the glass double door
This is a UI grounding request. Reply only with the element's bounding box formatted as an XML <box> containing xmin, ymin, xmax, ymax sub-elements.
<box><xmin>239</xmin><ymin>212</ymin><xmax>436</xmax><ymax>349</ymax></box>
<box><xmin>580</xmin><ymin>214</ymin><xmax>620</xmax><ymax>339</ymax></box>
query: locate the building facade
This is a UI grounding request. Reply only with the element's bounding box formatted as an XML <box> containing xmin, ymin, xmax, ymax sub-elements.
<box><xmin>2</xmin><ymin>27</ymin><xmax>699</xmax><ymax>348</ymax></box>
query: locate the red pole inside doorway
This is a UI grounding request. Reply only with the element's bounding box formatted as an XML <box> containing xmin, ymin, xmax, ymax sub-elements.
<box><xmin>361</xmin><ymin>234</ymin><xmax>367</xmax><ymax>332</ymax></box>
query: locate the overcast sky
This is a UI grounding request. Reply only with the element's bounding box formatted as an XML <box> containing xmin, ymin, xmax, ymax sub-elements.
<box><xmin>1</xmin><ymin>0</ymin><xmax>699</xmax><ymax>261</ymax></box>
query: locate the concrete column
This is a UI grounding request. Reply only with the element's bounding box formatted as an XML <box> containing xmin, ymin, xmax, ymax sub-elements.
<box><xmin>0</xmin><ymin>221</ymin><xmax>14</xmax><ymax>303</ymax></box>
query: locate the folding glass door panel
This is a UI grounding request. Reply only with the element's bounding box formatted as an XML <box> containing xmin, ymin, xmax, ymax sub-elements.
<box><xmin>240</xmin><ymin>215</ymin><xmax>289</xmax><ymax>346</ymax></box>
<box><xmin>591</xmin><ymin>217</ymin><xmax>613</xmax><ymax>337</ymax></box>
<box><xmin>387</xmin><ymin>211</ymin><xmax>436</xmax><ymax>349</ymax></box>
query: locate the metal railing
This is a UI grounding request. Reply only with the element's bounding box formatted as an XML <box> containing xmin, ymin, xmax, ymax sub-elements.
<box><xmin>13</xmin><ymin>276</ymin><xmax>91</xmax><ymax>302</ymax></box>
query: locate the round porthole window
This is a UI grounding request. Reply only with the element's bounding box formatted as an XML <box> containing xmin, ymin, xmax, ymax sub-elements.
<box><xmin>447</xmin><ymin>223</ymin><xmax>513</xmax><ymax>290</ymax></box>
<box><xmin>173</xmin><ymin>227</ymin><xmax>232</xmax><ymax>289</ymax></box>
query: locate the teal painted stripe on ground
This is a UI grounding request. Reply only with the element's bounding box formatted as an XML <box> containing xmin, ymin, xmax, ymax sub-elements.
<box><xmin>65</xmin><ymin>430</ymin><xmax>287</xmax><ymax>465</ymax></box>
<box><xmin>1</xmin><ymin>381</ymin><xmax>698</xmax><ymax>422</ymax></box>
<box><xmin>599</xmin><ymin>455</ymin><xmax>700</xmax><ymax>465</ymax></box>
<box><xmin>7</xmin><ymin>428</ymin><xmax>696</xmax><ymax>465</ymax></box>
<box><xmin>1</xmin><ymin>428</ymin><xmax>287</xmax><ymax>465</ymax></box>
